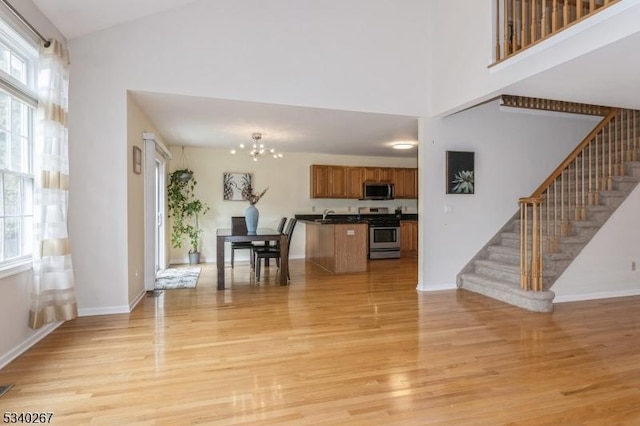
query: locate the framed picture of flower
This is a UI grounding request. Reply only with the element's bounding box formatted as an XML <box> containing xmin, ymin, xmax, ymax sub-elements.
<box><xmin>223</xmin><ymin>172</ymin><xmax>252</xmax><ymax>201</ymax></box>
<box><xmin>446</xmin><ymin>151</ymin><xmax>475</xmax><ymax>194</ymax></box>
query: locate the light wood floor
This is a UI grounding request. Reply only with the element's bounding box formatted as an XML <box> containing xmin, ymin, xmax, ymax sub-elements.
<box><xmin>2</xmin><ymin>258</ymin><xmax>640</xmax><ymax>425</ymax></box>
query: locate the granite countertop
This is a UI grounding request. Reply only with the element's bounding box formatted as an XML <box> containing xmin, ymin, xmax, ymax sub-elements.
<box><xmin>295</xmin><ymin>213</ymin><xmax>418</xmax><ymax>224</ymax></box>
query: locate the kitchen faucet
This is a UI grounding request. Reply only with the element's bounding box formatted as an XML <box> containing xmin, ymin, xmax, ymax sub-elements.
<box><xmin>322</xmin><ymin>209</ymin><xmax>335</xmax><ymax>220</ymax></box>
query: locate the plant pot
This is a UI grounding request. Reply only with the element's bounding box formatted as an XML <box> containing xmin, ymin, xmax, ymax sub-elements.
<box><xmin>188</xmin><ymin>252</ymin><xmax>200</xmax><ymax>265</ymax></box>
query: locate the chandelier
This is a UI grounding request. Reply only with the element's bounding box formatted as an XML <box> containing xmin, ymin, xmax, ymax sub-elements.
<box><xmin>230</xmin><ymin>132</ymin><xmax>283</xmax><ymax>161</ymax></box>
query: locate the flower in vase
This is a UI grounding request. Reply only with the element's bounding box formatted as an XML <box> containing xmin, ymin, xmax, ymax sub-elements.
<box><xmin>242</xmin><ymin>184</ymin><xmax>269</xmax><ymax>205</ymax></box>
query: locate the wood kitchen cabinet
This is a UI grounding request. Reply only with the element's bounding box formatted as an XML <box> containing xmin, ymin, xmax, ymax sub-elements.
<box><xmin>392</xmin><ymin>168</ymin><xmax>418</xmax><ymax>199</ymax></box>
<box><xmin>310</xmin><ymin>165</ymin><xmax>347</xmax><ymax>198</ymax></box>
<box><xmin>400</xmin><ymin>220</ymin><xmax>418</xmax><ymax>256</ymax></box>
<box><xmin>311</xmin><ymin>164</ymin><xmax>418</xmax><ymax>199</ymax></box>
<box><xmin>346</xmin><ymin>167</ymin><xmax>364</xmax><ymax>198</ymax></box>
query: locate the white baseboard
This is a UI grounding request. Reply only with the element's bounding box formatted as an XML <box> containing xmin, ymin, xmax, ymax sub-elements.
<box><xmin>129</xmin><ymin>289</ymin><xmax>146</xmax><ymax>311</ymax></box>
<box><xmin>416</xmin><ymin>282</ymin><xmax>456</xmax><ymax>292</ymax></box>
<box><xmin>0</xmin><ymin>321</ymin><xmax>62</xmax><ymax>370</ymax></box>
<box><xmin>78</xmin><ymin>305</ymin><xmax>131</xmax><ymax>317</ymax></box>
<box><xmin>554</xmin><ymin>289</ymin><xmax>640</xmax><ymax>303</ymax></box>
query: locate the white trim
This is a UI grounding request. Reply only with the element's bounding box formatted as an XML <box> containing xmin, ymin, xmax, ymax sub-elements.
<box><xmin>78</xmin><ymin>305</ymin><xmax>131</xmax><ymax>316</ymax></box>
<box><xmin>416</xmin><ymin>283</ymin><xmax>457</xmax><ymax>292</ymax></box>
<box><xmin>0</xmin><ymin>259</ymin><xmax>31</xmax><ymax>279</ymax></box>
<box><xmin>554</xmin><ymin>289</ymin><xmax>640</xmax><ymax>304</ymax></box>
<box><xmin>129</xmin><ymin>288</ymin><xmax>146</xmax><ymax>311</ymax></box>
<box><xmin>499</xmin><ymin>105</ymin><xmax>604</xmax><ymax>121</ymax></box>
<box><xmin>143</xmin><ymin>132</ymin><xmax>172</xmax><ymax>159</ymax></box>
<box><xmin>0</xmin><ymin>321</ymin><xmax>62</xmax><ymax>370</ymax></box>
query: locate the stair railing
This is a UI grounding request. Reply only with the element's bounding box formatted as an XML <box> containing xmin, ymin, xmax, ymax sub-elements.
<box><xmin>495</xmin><ymin>0</ymin><xmax>619</xmax><ymax>62</ymax></box>
<box><xmin>519</xmin><ymin>108</ymin><xmax>639</xmax><ymax>291</ymax></box>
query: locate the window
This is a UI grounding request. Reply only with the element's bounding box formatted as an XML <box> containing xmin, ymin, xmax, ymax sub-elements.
<box><xmin>0</xmin><ymin>17</ymin><xmax>37</xmax><ymax>267</ymax></box>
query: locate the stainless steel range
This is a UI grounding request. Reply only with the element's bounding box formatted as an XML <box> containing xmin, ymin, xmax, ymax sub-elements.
<box><xmin>358</xmin><ymin>207</ymin><xmax>401</xmax><ymax>259</ymax></box>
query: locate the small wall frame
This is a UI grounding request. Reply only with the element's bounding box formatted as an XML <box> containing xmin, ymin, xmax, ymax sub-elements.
<box><xmin>223</xmin><ymin>172</ymin><xmax>252</xmax><ymax>201</ymax></box>
<box><xmin>133</xmin><ymin>146</ymin><xmax>142</xmax><ymax>174</ymax></box>
<box><xmin>446</xmin><ymin>150</ymin><xmax>475</xmax><ymax>194</ymax></box>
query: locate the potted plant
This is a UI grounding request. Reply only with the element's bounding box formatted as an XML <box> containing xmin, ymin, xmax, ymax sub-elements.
<box><xmin>167</xmin><ymin>168</ymin><xmax>209</xmax><ymax>264</ymax></box>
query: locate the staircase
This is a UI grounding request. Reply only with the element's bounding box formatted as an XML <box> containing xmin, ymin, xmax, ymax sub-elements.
<box><xmin>458</xmin><ymin>106</ymin><xmax>640</xmax><ymax>312</ymax></box>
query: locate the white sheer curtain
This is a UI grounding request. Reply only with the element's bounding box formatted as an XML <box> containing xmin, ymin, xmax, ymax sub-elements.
<box><xmin>29</xmin><ymin>39</ymin><xmax>77</xmax><ymax>329</ymax></box>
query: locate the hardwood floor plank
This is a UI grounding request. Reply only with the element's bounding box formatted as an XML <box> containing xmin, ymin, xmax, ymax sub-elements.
<box><xmin>1</xmin><ymin>258</ymin><xmax>640</xmax><ymax>424</ymax></box>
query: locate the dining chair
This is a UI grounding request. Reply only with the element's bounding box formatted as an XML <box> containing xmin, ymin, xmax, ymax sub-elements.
<box><xmin>230</xmin><ymin>216</ymin><xmax>287</xmax><ymax>268</ymax></box>
<box><xmin>230</xmin><ymin>216</ymin><xmax>253</xmax><ymax>268</ymax></box>
<box><xmin>254</xmin><ymin>218</ymin><xmax>296</xmax><ymax>282</ymax></box>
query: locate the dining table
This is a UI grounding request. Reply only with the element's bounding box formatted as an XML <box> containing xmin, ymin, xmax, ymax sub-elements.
<box><xmin>216</xmin><ymin>227</ymin><xmax>289</xmax><ymax>289</ymax></box>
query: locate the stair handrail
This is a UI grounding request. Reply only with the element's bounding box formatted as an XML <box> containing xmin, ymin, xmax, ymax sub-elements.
<box><xmin>528</xmin><ymin>108</ymin><xmax>620</xmax><ymax>199</ymax></box>
<box><xmin>519</xmin><ymin>107</ymin><xmax>640</xmax><ymax>292</ymax></box>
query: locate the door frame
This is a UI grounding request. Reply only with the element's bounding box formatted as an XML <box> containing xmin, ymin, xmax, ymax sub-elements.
<box><xmin>143</xmin><ymin>133</ymin><xmax>171</xmax><ymax>291</ymax></box>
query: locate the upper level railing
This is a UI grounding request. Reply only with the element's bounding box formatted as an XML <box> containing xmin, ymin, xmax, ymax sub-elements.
<box><xmin>495</xmin><ymin>0</ymin><xmax>619</xmax><ymax>62</ymax></box>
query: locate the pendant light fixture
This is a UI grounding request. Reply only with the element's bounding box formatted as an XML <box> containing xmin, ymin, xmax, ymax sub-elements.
<box><xmin>230</xmin><ymin>132</ymin><xmax>283</xmax><ymax>161</ymax></box>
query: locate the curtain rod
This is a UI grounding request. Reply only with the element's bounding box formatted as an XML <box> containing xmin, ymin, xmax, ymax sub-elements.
<box><xmin>0</xmin><ymin>0</ymin><xmax>50</xmax><ymax>47</ymax></box>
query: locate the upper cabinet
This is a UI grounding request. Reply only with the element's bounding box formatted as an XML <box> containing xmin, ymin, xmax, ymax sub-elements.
<box><xmin>310</xmin><ymin>165</ymin><xmax>418</xmax><ymax>199</ymax></box>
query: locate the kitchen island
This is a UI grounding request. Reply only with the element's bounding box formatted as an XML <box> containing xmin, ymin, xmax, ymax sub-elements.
<box><xmin>302</xmin><ymin>220</ymin><xmax>368</xmax><ymax>273</ymax></box>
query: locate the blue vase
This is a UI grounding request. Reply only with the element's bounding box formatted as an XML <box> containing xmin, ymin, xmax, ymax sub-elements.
<box><xmin>245</xmin><ymin>204</ymin><xmax>259</xmax><ymax>234</ymax></box>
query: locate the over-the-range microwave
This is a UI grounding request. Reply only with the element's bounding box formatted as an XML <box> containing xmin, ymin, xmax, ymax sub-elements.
<box><xmin>362</xmin><ymin>182</ymin><xmax>394</xmax><ymax>200</ymax></box>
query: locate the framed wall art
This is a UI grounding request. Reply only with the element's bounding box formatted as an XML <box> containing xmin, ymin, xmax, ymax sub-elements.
<box><xmin>446</xmin><ymin>151</ymin><xmax>475</xmax><ymax>194</ymax></box>
<box><xmin>223</xmin><ymin>172</ymin><xmax>252</xmax><ymax>201</ymax></box>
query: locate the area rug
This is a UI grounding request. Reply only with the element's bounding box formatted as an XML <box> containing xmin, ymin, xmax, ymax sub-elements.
<box><xmin>155</xmin><ymin>267</ymin><xmax>201</xmax><ymax>289</ymax></box>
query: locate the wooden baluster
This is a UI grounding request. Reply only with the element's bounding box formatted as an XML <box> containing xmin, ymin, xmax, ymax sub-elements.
<box><xmin>594</xmin><ymin>133</ymin><xmax>600</xmax><ymax>206</ymax></box>
<box><xmin>615</xmin><ymin>112</ymin><xmax>622</xmax><ymax>176</ymax></box>
<box><xmin>522</xmin><ymin>0</ymin><xmax>528</xmax><ymax>48</ymax></box>
<box><xmin>496</xmin><ymin>0</ymin><xmax>502</xmax><ymax>60</ymax></box>
<box><xmin>590</xmin><ymin>0</ymin><xmax>596</xmax><ymax>13</ymax></box>
<box><xmin>588</xmin><ymin>140</ymin><xmax>593</xmax><ymax>205</ymax></box>
<box><xmin>520</xmin><ymin>201</ymin><xmax>529</xmax><ymax>290</ymax></box>
<box><xmin>552</xmin><ymin>180</ymin><xmax>559</xmax><ymax>252</ymax></box>
<box><xmin>530</xmin><ymin>0</ymin><xmax>537</xmax><ymax>43</ymax></box>
<box><xmin>551</xmin><ymin>0</ymin><xmax>558</xmax><ymax>31</ymax></box>
<box><xmin>563</xmin><ymin>0</ymin><xmax>570</xmax><ymax>26</ymax></box>
<box><xmin>627</xmin><ymin>109</ymin><xmax>633</xmax><ymax>162</ymax></box>
<box><xmin>545</xmin><ymin>188</ymin><xmax>550</xmax><ymax>252</ymax></box>
<box><xmin>574</xmin><ymin>161</ymin><xmax>580</xmax><ymax>221</ymax></box>
<box><xmin>513</xmin><ymin>0</ymin><xmax>520</xmax><ymax>51</ymax></box>
<box><xmin>541</xmin><ymin>0</ymin><xmax>548</xmax><ymax>37</ymax></box>
<box><xmin>580</xmin><ymin>150</ymin><xmax>586</xmax><ymax>220</ymax></box>
<box><xmin>608</xmin><ymin>118</ymin><xmax>613</xmax><ymax>189</ymax></box>
<box><xmin>576</xmin><ymin>0</ymin><xmax>583</xmax><ymax>19</ymax></box>
<box><xmin>504</xmin><ymin>0</ymin><xmax>510</xmax><ymax>57</ymax></box>
<box><xmin>633</xmin><ymin>111</ymin><xmax>640</xmax><ymax>161</ymax></box>
<box><xmin>531</xmin><ymin>200</ymin><xmax>542</xmax><ymax>291</ymax></box>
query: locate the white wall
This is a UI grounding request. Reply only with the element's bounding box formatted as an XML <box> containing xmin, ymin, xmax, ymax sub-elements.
<box><xmin>167</xmin><ymin>146</ymin><xmax>418</xmax><ymax>264</ymax></box>
<box><xmin>0</xmin><ymin>0</ymin><xmax>67</xmax><ymax>368</ymax></box>
<box><xmin>66</xmin><ymin>0</ymin><xmax>431</xmax><ymax>314</ymax></box>
<box><xmin>419</xmin><ymin>101</ymin><xmax>599</xmax><ymax>290</ymax></box>
<box><xmin>553</xmin><ymin>184</ymin><xmax>640</xmax><ymax>302</ymax></box>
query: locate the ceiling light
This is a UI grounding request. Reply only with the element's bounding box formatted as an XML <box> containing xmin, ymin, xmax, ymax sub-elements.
<box><xmin>230</xmin><ymin>132</ymin><xmax>283</xmax><ymax>161</ymax></box>
<box><xmin>392</xmin><ymin>142</ymin><xmax>415</xmax><ymax>150</ymax></box>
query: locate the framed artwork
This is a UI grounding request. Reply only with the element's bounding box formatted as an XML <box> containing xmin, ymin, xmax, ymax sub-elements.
<box><xmin>223</xmin><ymin>172</ymin><xmax>252</xmax><ymax>201</ymax></box>
<box><xmin>133</xmin><ymin>146</ymin><xmax>142</xmax><ymax>174</ymax></box>
<box><xmin>446</xmin><ymin>151</ymin><xmax>475</xmax><ymax>194</ymax></box>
